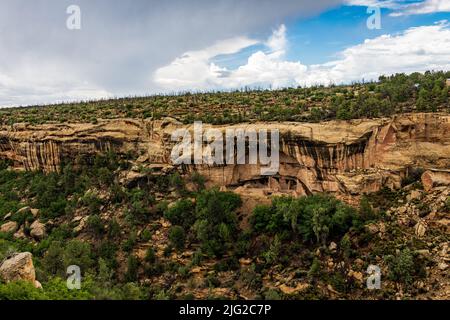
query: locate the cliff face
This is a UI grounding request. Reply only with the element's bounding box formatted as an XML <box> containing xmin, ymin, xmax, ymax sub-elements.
<box><xmin>0</xmin><ymin>113</ymin><xmax>449</xmax><ymax>196</ymax></box>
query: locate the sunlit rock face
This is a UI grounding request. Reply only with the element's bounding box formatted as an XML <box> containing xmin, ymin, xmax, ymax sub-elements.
<box><xmin>0</xmin><ymin>113</ymin><xmax>449</xmax><ymax>196</ymax></box>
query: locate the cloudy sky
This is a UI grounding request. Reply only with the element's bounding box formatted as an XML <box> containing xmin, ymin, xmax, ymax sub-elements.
<box><xmin>0</xmin><ymin>0</ymin><xmax>449</xmax><ymax>107</ymax></box>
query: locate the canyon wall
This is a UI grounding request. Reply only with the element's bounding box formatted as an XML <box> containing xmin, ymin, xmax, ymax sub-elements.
<box><xmin>0</xmin><ymin>113</ymin><xmax>449</xmax><ymax>196</ymax></box>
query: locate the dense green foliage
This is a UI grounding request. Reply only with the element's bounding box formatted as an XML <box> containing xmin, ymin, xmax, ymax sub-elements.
<box><xmin>250</xmin><ymin>194</ymin><xmax>360</xmax><ymax>244</ymax></box>
<box><xmin>194</xmin><ymin>189</ymin><xmax>242</xmax><ymax>257</ymax></box>
<box><xmin>0</xmin><ymin>144</ymin><xmax>438</xmax><ymax>300</ymax></box>
<box><xmin>164</xmin><ymin>199</ymin><xmax>195</xmax><ymax>229</ymax></box>
<box><xmin>385</xmin><ymin>248</ymin><xmax>421</xmax><ymax>286</ymax></box>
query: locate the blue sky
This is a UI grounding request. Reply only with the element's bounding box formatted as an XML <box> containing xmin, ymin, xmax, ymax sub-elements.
<box><xmin>287</xmin><ymin>4</ymin><xmax>450</xmax><ymax>65</ymax></box>
<box><xmin>211</xmin><ymin>2</ymin><xmax>450</xmax><ymax>69</ymax></box>
<box><xmin>0</xmin><ymin>0</ymin><xmax>449</xmax><ymax>106</ymax></box>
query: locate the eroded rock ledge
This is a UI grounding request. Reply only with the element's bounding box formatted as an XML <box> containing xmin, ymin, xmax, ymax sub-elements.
<box><xmin>0</xmin><ymin>113</ymin><xmax>449</xmax><ymax>196</ymax></box>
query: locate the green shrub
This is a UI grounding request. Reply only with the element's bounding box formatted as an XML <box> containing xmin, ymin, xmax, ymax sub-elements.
<box><xmin>42</xmin><ymin>277</ymin><xmax>94</xmax><ymax>300</ymax></box>
<box><xmin>80</xmin><ymin>193</ymin><xmax>103</xmax><ymax>216</ymax></box>
<box><xmin>191</xmin><ymin>249</ymin><xmax>203</xmax><ymax>266</ymax></box>
<box><xmin>264</xmin><ymin>289</ymin><xmax>282</xmax><ymax>300</ymax></box>
<box><xmin>250</xmin><ymin>204</ymin><xmax>287</xmax><ymax>235</ymax></box>
<box><xmin>250</xmin><ymin>194</ymin><xmax>358</xmax><ymax>244</ymax></box>
<box><xmin>340</xmin><ymin>234</ymin><xmax>352</xmax><ymax>259</ymax></box>
<box><xmin>239</xmin><ymin>265</ymin><xmax>262</xmax><ymax>290</ymax></box>
<box><xmin>122</xmin><ymin>232</ymin><xmax>137</xmax><ymax>252</ymax></box>
<box><xmin>110</xmin><ymin>184</ymin><xmax>127</xmax><ymax>204</ymax></box>
<box><xmin>87</xmin><ymin>215</ymin><xmax>105</xmax><ymax>235</ymax></box>
<box><xmin>11</xmin><ymin>208</ymin><xmax>34</xmax><ymax>226</ymax></box>
<box><xmin>63</xmin><ymin>240</ymin><xmax>94</xmax><ymax>273</ymax></box>
<box><xmin>164</xmin><ymin>199</ymin><xmax>195</xmax><ymax>229</ymax></box>
<box><xmin>97</xmin><ymin>241</ymin><xmax>118</xmax><ymax>269</ymax></box>
<box><xmin>205</xmin><ymin>274</ymin><xmax>221</xmax><ymax>288</ymax></box>
<box><xmin>194</xmin><ymin>188</ymin><xmax>242</xmax><ymax>257</ymax></box>
<box><xmin>96</xmin><ymin>167</ymin><xmax>114</xmax><ymax>186</ymax></box>
<box><xmin>42</xmin><ymin>197</ymin><xmax>69</xmax><ymax>219</ymax></box>
<box><xmin>42</xmin><ymin>241</ymin><xmax>65</xmax><ymax>276</ymax></box>
<box><xmin>145</xmin><ymin>247</ymin><xmax>156</xmax><ymax>263</ymax></box>
<box><xmin>127</xmin><ymin>188</ymin><xmax>153</xmax><ymax>222</ymax></box>
<box><xmin>359</xmin><ymin>196</ymin><xmax>377</xmax><ymax>222</ymax></box>
<box><xmin>308</xmin><ymin>258</ymin><xmax>321</xmax><ymax>278</ymax></box>
<box><xmin>177</xmin><ymin>266</ymin><xmax>190</xmax><ymax>279</ymax></box>
<box><xmin>163</xmin><ymin>245</ymin><xmax>172</xmax><ymax>257</ymax></box>
<box><xmin>386</xmin><ymin>248</ymin><xmax>416</xmax><ymax>285</ymax></box>
<box><xmin>0</xmin><ymin>281</ymin><xmax>45</xmax><ymax>300</ymax></box>
<box><xmin>49</xmin><ymin>224</ymin><xmax>73</xmax><ymax>241</ymax></box>
<box><xmin>168</xmin><ymin>226</ymin><xmax>186</xmax><ymax>251</ymax></box>
<box><xmin>125</xmin><ymin>255</ymin><xmax>139</xmax><ymax>282</ymax></box>
<box><xmin>190</xmin><ymin>172</ymin><xmax>206</xmax><ymax>191</ymax></box>
<box><xmin>214</xmin><ymin>256</ymin><xmax>239</xmax><ymax>272</ymax></box>
<box><xmin>140</xmin><ymin>229</ymin><xmax>152</xmax><ymax>242</ymax></box>
<box><xmin>169</xmin><ymin>173</ymin><xmax>186</xmax><ymax>195</ymax></box>
<box><xmin>107</xmin><ymin>219</ymin><xmax>121</xmax><ymax>238</ymax></box>
<box><xmin>0</xmin><ymin>159</ymin><xmax>12</xmax><ymax>171</ymax></box>
<box><xmin>118</xmin><ymin>282</ymin><xmax>144</xmax><ymax>300</ymax></box>
<box><xmin>262</xmin><ymin>235</ymin><xmax>281</xmax><ymax>265</ymax></box>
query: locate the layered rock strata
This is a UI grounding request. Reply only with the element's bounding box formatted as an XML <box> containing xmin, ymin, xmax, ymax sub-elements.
<box><xmin>0</xmin><ymin>113</ymin><xmax>448</xmax><ymax>196</ymax></box>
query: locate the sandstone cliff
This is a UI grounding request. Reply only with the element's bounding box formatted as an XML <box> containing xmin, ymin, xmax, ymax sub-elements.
<box><xmin>0</xmin><ymin>113</ymin><xmax>449</xmax><ymax>196</ymax></box>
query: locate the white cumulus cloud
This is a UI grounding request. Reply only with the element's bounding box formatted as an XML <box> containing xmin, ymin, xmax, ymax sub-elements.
<box><xmin>154</xmin><ymin>23</ymin><xmax>450</xmax><ymax>90</ymax></box>
<box><xmin>345</xmin><ymin>0</ymin><xmax>450</xmax><ymax>16</ymax></box>
<box><xmin>154</xmin><ymin>25</ymin><xmax>309</xmax><ymax>90</ymax></box>
<box><xmin>302</xmin><ymin>22</ymin><xmax>450</xmax><ymax>85</ymax></box>
<box><xmin>390</xmin><ymin>0</ymin><xmax>450</xmax><ymax>16</ymax></box>
<box><xmin>344</xmin><ymin>0</ymin><xmax>400</xmax><ymax>9</ymax></box>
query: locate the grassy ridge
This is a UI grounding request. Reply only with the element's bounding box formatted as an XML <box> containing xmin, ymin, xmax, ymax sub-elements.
<box><xmin>1</xmin><ymin>71</ymin><xmax>449</xmax><ymax>125</ymax></box>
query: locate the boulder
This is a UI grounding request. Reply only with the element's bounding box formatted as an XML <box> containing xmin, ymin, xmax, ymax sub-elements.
<box><xmin>414</xmin><ymin>221</ymin><xmax>427</xmax><ymax>238</ymax></box>
<box><xmin>348</xmin><ymin>270</ymin><xmax>364</xmax><ymax>283</ymax></box>
<box><xmin>34</xmin><ymin>280</ymin><xmax>43</xmax><ymax>290</ymax></box>
<box><xmin>438</xmin><ymin>262</ymin><xmax>448</xmax><ymax>271</ymax></box>
<box><xmin>71</xmin><ymin>216</ymin><xmax>84</xmax><ymax>223</ymax></box>
<box><xmin>0</xmin><ymin>252</ymin><xmax>37</xmax><ymax>286</ymax></box>
<box><xmin>73</xmin><ymin>216</ymin><xmax>88</xmax><ymax>233</ymax></box>
<box><xmin>365</xmin><ymin>223</ymin><xmax>379</xmax><ymax>234</ymax></box>
<box><xmin>30</xmin><ymin>208</ymin><xmax>39</xmax><ymax>217</ymax></box>
<box><xmin>13</xmin><ymin>226</ymin><xmax>26</xmax><ymax>239</ymax></box>
<box><xmin>30</xmin><ymin>220</ymin><xmax>46</xmax><ymax>240</ymax></box>
<box><xmin>1</xmin><ymin>221</ymin><xmax>18</xmax><ymax>233</ymax></box>
<box><xmin>328</xmin><ymin>242</ymin><xmax>337</xmax><ymax>251</ymax></box>
<box><xmin>279</xmin><ymin>283</ymin><xmax>309</xmax><ymax>295</ymax></box>
<box><xmin>119</xmin><ymin>171</ymin><xmax>146</xmax><ymax>188</ymax></box>
<box><xmin>407</xmin><ymin>190</ymin><xmax>423</xmax><ymax>202</ymax></box>
<box><xmin>239</xmin><ymin>258</ymin><xmax>252</xmax><ymax>266</ymax></box>
<box><xmin>421</xmin><ymin>170</ymin><xmax>450</xmax><ymax>192</ymax></box>
<box><xmin>397</xmin><ymin>206</ymin><xmax>408</xmax><ymax>215</ymax></box>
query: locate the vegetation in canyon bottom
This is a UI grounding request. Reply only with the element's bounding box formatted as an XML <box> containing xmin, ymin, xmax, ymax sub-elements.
<box><xmin>0</xmin><ymin>153</ymin><xmax>447</xmax><ymax>300</ymax></box>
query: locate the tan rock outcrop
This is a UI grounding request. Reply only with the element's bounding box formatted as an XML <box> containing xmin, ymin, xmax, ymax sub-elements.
<box><xmin>0</xmin><ymin>113</ymin><xmax>448</xmax><ymax>197</ymax></box>
<box><xmin>1</xmin><ymin>221</ymin><xmax>18</xmax><ymax>233</ymax></box>
<box><xmin>0</xmin><ymin>252</ymin><xmax>37</xmax><ymax>286</ymax></box>
<box><xmin>415</xmin><ymin>221</ymin><xmax>427</xmax><ymax>238</ymax></box>
<box><xmin>13</xmin><ymin>226</ymin><xmax>26</xmax><ymax>239</ymax></box>
<box><xmin>422</xmin><ymin>170</ymin><xmax>450</xmax><ymax>192</ymax></box>
<box><xmin>30</xmin><ymin>220</ymin><xmax>46</xmax><ymax>240</ymax></box>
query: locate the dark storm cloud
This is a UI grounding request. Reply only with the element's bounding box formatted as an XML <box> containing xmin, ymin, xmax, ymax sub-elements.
<box><xmin>0</xmin><ymin>0</ymin><xmax>342</xmax><ymax>106</ymax></box>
